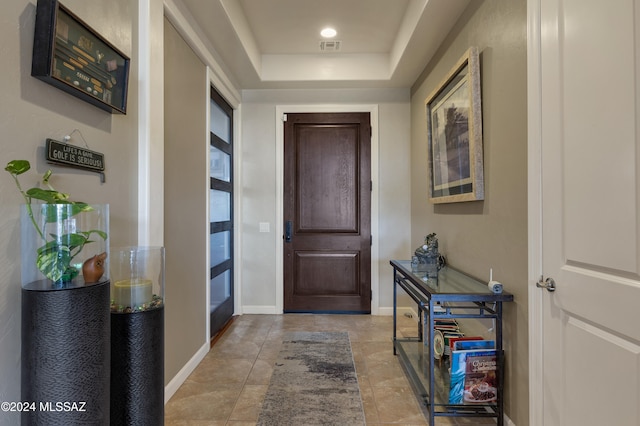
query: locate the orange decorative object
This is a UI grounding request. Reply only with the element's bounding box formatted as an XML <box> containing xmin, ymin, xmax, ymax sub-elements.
<box><xmin>83</xmin><ymin>252</ymin><xmax>107</xmax><ymax>283</ymax></box>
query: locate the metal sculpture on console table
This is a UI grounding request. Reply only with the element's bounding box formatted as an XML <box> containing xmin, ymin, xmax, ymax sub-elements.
<box><xmin>413</xmin><ymin>233</ymin><xmax>445</xmax><ymax>278</ymax></box>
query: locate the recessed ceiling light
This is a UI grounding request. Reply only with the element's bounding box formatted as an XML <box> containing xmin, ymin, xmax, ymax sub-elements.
<box><xmin>320</xmin><ymin>28</ymin><xmax>337</xmax><ymax>38</ymax></box>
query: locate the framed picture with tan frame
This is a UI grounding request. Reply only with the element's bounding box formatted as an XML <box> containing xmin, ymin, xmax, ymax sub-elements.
<box><xmin>426</xmin><ymin>47</ymin><xmax>483</xmax><ymax>203</ymax></box>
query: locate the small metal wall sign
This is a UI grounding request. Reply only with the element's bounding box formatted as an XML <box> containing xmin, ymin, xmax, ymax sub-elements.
<box><xmin>46</xmin><ymin>138</ymin><xmax>105</xmax><ymax>172</ymax></box>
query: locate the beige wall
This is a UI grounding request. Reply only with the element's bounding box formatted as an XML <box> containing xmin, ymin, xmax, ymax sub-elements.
<box><xmin>163</xmin><ymin>18</ymin><xmax>209</xmax><ymax>384</ymax></box>
<box><xmin>410</xmin><ymin>0</ymin><xmax>528</xmax><ymax>424</ymax></box>
<box><xmin>0</xmin><ymin>1</ymin><xmax>139</xmax><ymax>422</ymax></box>
<box><xmin>240</xmin><ymin>89</ymin><xmax>413</xmax><ymax>312</ymax></box>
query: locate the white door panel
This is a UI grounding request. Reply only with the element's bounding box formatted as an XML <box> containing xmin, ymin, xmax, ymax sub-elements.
<box><xmin>535</xmin><ymin>0</ymin><xmax>640</xmax><ymax>424</ymax></box>
<box><xmin>558</xmin><ymin>269</ymin><xmax>640</xmax><ymax>343</ymax></box>
<box><xmin>561</xmin><ymin>0</ymin><xmax>638</xmax><ymax>274</ymax></box>
<box><xmin>564</xmin><ymin>318</ymin><xmax>640</xmax><ymax>426</ymax></box>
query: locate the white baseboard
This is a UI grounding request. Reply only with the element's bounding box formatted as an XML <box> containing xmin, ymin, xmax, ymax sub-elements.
<box><xmin>376</xmin><ymin>307</ymin><xmax>394</xmax><ymax>316</ymax></box>
<box><xmin>394</xmin><ymin>306</ymin><xmax>419</xmax><ymax>322</ymax></box>
<box><xmin>242</xmin><ymin>305</ymin><xmax>280</xmax><ymax>314</ymax></box>
<box><xmin>164</xmin><ymin>341</ymin><xmax>209</xmax><ymax>403</ymax></box>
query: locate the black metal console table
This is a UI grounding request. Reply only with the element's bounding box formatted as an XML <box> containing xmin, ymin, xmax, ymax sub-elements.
<box><xmin>391</xmin><ymin>260</ymin><xmax>514</xmax><ymax>425</ymax></box>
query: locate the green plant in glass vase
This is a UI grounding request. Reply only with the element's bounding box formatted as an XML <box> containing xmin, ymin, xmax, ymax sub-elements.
<box><xmin>5</xmin><ymin>160</ymin><xmax>107</xmax><ymax>285</ymax></box>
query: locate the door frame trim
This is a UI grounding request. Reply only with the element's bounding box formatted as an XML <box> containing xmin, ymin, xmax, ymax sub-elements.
<box><xmin>527</xmin><ymin>0</ymin><xmax>544</xmax><ymax>424</ymax></box>
<box><xmin>275</xmin><ymin>104</ymin><xmax>380</xmax><ymax>314</ymax></box>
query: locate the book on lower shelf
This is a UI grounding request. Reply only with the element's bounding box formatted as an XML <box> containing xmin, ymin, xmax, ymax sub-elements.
<box><xmin>453</xmin><ymin>339</ymin><xmax>495</xmax><ymax>351</ymax></box>
<box><xmin>448</xmin><ymin>344</ymin><xmax>498</xmax><ymax>405</ymax></box>
<box><xmin>434</xmin><ymin>318</ymin><xmax>462</xmax><ymax>356</ymax></box>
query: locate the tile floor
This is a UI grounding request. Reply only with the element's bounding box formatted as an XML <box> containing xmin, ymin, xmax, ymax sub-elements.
<box><xmin>164</xmin><ymin>314</ymin><xmax>496</xmax><ymax>425</ymax></box>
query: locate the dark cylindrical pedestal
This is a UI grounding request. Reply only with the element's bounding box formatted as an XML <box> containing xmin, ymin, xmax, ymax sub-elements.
<box><xmin>111</xmin><ymin>307</ymin><xmax>164</xmax><ymax>426</ymax></box>
<box><xmin>21</xmin><ymin>280</ymin><xmax>110</xmax><ymax>426</ymax></box>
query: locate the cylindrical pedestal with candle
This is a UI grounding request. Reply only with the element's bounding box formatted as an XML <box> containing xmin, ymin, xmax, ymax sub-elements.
<box><xmin>110</xmin><ymin>247</ymin><xmax>165</xmax><ymax>425</ymax></box>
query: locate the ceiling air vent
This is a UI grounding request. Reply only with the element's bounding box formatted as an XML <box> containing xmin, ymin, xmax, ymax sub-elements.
<box><xmin>319</xmin><ymin>40</ymin><xmax>342</xmax><ymax>52</ymax></box>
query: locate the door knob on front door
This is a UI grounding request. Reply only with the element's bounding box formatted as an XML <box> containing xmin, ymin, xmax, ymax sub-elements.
<box><xmin>536</xmin><ymin>276</ymin><xmax>556</xmax><ymax>292</ymax></box>
<box><xmin>285</xmin><ymin>221</ymin><xmax>293</xmax><ymax>243</ymax></box>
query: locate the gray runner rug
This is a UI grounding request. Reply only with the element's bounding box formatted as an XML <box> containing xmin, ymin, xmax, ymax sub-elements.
<box><xmin>257</xmin><ymin>331</ymin><xmax>366</xmax><ymax>426</ymax></box>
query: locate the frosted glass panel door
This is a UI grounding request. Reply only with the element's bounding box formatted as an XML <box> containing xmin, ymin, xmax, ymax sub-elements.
<box><xmin>210</xmin><ymin>146</ymin><xmax>231</xmax><ymax>182</ymax></box>
<box><xmin>209</xmin><ymin>190</ymin><xmax>230</xmax><ymax>222</ymax></box>
<box><xmin>209</xmin><ymin>87</ymin><xmax>233</xmax><ymax>339</ymax></box>
<box><xmin>210</xmin><ymin>101</ymin><xmax>230</xmax><ymax>143</ymax></box>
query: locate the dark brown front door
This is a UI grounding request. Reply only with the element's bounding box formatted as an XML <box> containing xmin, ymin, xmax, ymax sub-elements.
<box><xmin>284</xmin><ymin>112</ymin><xmax>371</xmax><ymax>313</ymax></box>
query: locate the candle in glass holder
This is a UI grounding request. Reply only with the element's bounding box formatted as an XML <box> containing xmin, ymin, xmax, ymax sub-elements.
<box><xmin>114</xmin><ymin>279</ymin><xmax>153</xmax><ymax>308</ymax></box>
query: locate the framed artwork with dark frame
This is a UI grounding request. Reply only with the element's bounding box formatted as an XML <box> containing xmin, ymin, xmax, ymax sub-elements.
<box><xmin>425</xmin><ymin>47</ymin><xmax>483</xmax><ymax>203</ymax></box>
<box><xmin>31</xmin><ymin>0</ymin><xmax>130</xmax><ymax>114</ymax></box>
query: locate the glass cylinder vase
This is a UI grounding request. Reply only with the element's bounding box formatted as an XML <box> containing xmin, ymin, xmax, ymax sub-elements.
<box><xmin>21</xmin><ymin>203</ymin><xmax>110</xmax><ymax>290</ymax></box>
<box><xmin>110</xmin><ymin>246</ymin><xmax>165</xmax><ymax>313</ymax></box>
